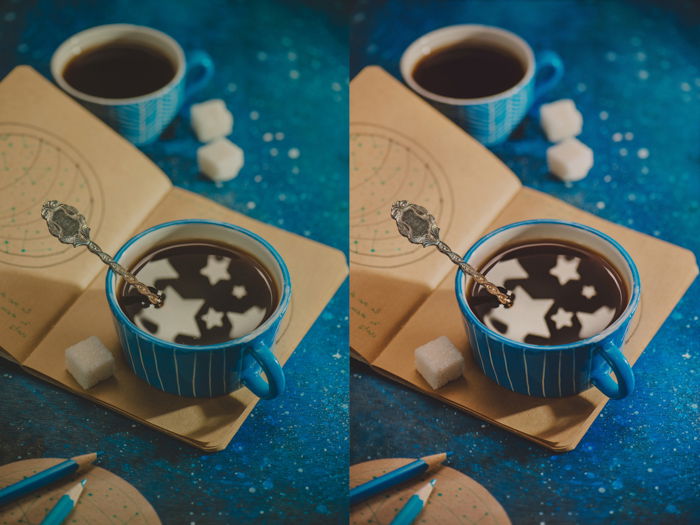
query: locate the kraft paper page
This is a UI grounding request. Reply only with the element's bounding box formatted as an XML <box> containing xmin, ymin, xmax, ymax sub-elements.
<box><xmin>0</xmin><ymin>66</ymin><xmax>171</xmax><ymax>362</ymax></box>
<box><xmin>350</xmin><ymin>66</ymin><xmax>521</xmax><ymax>363</ymax></box>
<box><xmin>372</xmin><ymin>187</ymin><xmax>697</xmax><ymax>451</ymax></box>
<box><xmin>24</xmin><ymin>188</ymin><xmax>348</xmax><ymax>451</ymax></box>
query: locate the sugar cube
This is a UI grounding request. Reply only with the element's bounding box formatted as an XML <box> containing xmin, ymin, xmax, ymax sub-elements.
<box><xmin>65</xmin><ymin>336</ymin><xmax>115</xmax><ymax>390</ymax></box>
<box><xmin>539</xmin><ymin>99</ymin><xmax>583</xmax><ymax>142</ymax></box>
<box><xmin>414</xmin><ymin>336</ymin><xmax>465</xmax><ymax>390</ymax></box>
<box><xmin>547</xmin><ymin>137</ymin><xmax>594</xmax><ymax>182</ymax></box>
<box><xmin>197</xmin><ymin>138</ymin><xmax>245</xmax><ymax>182</ymax></box>
<box><xmin>190</xmin><ymin>99</ymin><xmax>234</xmax><ymax>142</ymax></box>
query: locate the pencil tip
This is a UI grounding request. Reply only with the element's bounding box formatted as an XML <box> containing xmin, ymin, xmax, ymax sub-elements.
<box><xmin>430</xmin><ymin>479</ymin><xmax>437</xmax><ymax>486</ymax></box>
<box><xmin>445</xmin><ymin>451</ymin><xmax>454</xmax><ymax>458</ymax></box>
<box><xmin>80</xmin><ymin>479</ymin><xmax>87</xmax><ymax>486</ymax></box>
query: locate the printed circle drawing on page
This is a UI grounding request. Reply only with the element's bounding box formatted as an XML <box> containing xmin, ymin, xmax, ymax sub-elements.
<box><xmin>350</xmin><ymin>122</ymin><xmax>453</xmax><ymax>268</ymax></box>
<box><xmin>0</xmin><ymin>122</ymin><xmax>104</xmax><ymax>268</ymax></box>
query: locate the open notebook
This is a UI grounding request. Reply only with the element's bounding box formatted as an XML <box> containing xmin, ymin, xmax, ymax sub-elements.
<box><xmin>350</xmin><ymin>66</ymin><xmax>697</xmax><ymax>451</ymax></box>
<box><xmin>0</xmin><ymin>66</ymin><xmax>348</xmax><ymax>451</ymax></box>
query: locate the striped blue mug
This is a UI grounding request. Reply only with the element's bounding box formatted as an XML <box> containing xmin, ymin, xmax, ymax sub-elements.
<box><xmin>106</xmin><ymin>220</ymin><xmax>290</xmax><ymax>399</ymax></box>
<box><xmin>455</xmin><ymin>220</ymin><xmax>641</xmax><ymax>400</ymax></box>
<box><xmin>401</xmin><ymin>25</ymin><xmax>563</xmax><ymax>145</ymax></box>
<box><xmin>51</xmin><ymin>24</ymin><xmax>214</xmax><ymax>145</ymax></box>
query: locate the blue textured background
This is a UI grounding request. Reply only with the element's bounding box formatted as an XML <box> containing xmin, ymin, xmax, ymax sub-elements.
<box><xmin>0</xmin><ymin>0</ymin><xmax>348</xmax><ymax>523</ymax></box>
<box><xmin>350</xmin><ymin>1</ymin><xmax>700</xmax><ymax>523</ymax></box>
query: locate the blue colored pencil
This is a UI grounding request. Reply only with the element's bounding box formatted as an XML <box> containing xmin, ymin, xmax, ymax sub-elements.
<box><xmin>350</xmin><ymin>452</ymin><xmax>449</xmax><ymax>505</ymax></box>
<box><xmin>0</xmin><ymin>453</ymin><xmax>98</xmax><ymax>506</ymax></box>
<box><xmin>39</xmin><ymin>479</ymin><xmax>87</xmax><ymax>525</ymax></box>
<box><xmin>390</xmin><ymin>479</ymin><xmax>436</xmax><ymax>525</ymax></box>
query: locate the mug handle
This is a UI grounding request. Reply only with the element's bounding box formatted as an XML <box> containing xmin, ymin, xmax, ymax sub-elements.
<box><xmin>533</xmin><ymin>50</ymin><xmax>564</xmax><ymax>102</ymax></box>
<box><xmin>241</xmin><ymin>345</ymin><xmax>285</xmax><ymax>400</ymax></box>
<box><xmin>590</xmin><ymin>340</ymin><xmax>635</xmax><ymax>400</ymax></box>
<box><xmin>184</xmin><ymin>50</ymin><xmax>215</xmax><ymax>101</ymax></box>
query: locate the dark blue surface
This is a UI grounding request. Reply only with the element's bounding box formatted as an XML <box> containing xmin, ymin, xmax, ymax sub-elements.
<box><xmin>351</xmin><ymin>1</ymin><xmax>700</xmax><ymax>523</ymax></box>
<box><xmin>0</xmin><ymin>1</ymin><xmax>348</xmax><ymax>523</ymax></box>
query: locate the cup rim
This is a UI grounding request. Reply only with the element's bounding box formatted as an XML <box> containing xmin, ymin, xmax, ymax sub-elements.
<box><xmin>50</xmin><ymin>23</ymin><xmax>185</xmax><ymax>106</ymax></box>
<box><xmin>105</xmin><ymin>219</ymin><xmax>292</xmax><ymax>352</ymax></box>
<box><xmin>455</xmin><ymin>219</ymin><xmax>641</xmax><ymax>351</ymax></box>
<box><xmin>400</xmin><ymin>24</ymin><xmax>535</xmax><ymax>106</ymax></box>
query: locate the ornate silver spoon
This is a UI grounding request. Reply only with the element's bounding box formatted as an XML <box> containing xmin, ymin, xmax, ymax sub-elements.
<box><xmin>390</xmin><ymin>200</ymin><xmax>514</xmax><ymax>308</ymax></box>
<box><xmin>41</xmin><ymin>200</ymin><xmax>164</xmax><ymax>307</ymax></box>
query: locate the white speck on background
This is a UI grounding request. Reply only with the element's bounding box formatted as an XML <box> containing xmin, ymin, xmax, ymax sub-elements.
<box><xmin>226</xmin><ymin>83</ymin><xmax>237</xmax><ymax>93</ymax></box>
<box><xmin>275</xmin><ymin>132</ymin><xmax>285</xmax><ymax>140</ymax></box>
<box><xmin>598</xmin><ymin>487</ymin><xmax>606</xmax><ymax>493</ymax></box>
<box><xmin>612</xmin><ymin>133</ymin><xmax>623</xmax><ymax>142</ymax></box>
<box><xmin>289</xmin><ymin>70</ymin><xmax>300</xmax><ymax>79</ymax></box>
<box><xmin>332</xmin><ymin>352</ymin><xmax>341</xmax><ymax>359</ymax></box>
<box><xmin>641</xmin><ymin>166</ymin><xmax>649</xmax><ymax>174</ymax></box>
<box><xmin>257</xmin><ymin>51</ymin><xmax>267</xmax><ymax>61</ymax></box>
<box><xmin>576</xmin><ymin>82</ymin><xmax>587</xmax><ymax>92</ymax></box>
<box><xmin>5</xmin><ymin>12</ymin><xmax>16</xmax><ymax>21</ymax></box>
<box><xmin>287</xmin><ymin>51</ymin><xmax>297</xmax><ymax>61</ymax></box>
<box><xmin>596</xmin><ymin>201</ymin><xmax>606</xmax><ymax>210</ymax></box>
<box><xmin>599</xmin><ymin>111</ymin><xmax>609</xmax><ymax>120</ymax></box>
<box><xmin>291</xmin><ymin>166</ymin><xmax>300</xmax><ymax>174</ymax></box>
<box><xmin>353</xmin><ymin>11</ymin><xmax>366</xmax><ymax>23</ymax></box>
<box><xmin>288</xmin><ymin>148</ymin><xmax>300</xmax><ymax>159</ymax></box>
<box><xmin>367</xmin><ymin>43</ymin><xmax>378</xmax><ymax>54</ymax></box>
<box><xmin>605</xmin><ymin>51</ymin><xmax>617</xmax><ymax>62</ymax></box>
<box><xmin>682</xmin><ymin>353</ymin><xmax>691</xmax><ymax>359</ymax></box>
<box><xmin>636</xmin><ymin>51</ymin><xmax>646</xmax><ymax>61</ymax></box>
<box><xmin>263</xmin><ymin>132</ymin><xmax>273</xmax><ymax>142</ymax></box>
<box><xmin>681</xmin><ymin>82</ymin><xmax>691</xmax><ymax>92</ymax></box>
<box><xmin>638</xmin><ymin>70</ymin><xmax>649</xmax><ymax>80</ymax></box>
<box><xmin>332</xmin><ymin>82</ymin><xmax>342</xmax><ymax>92</ymax></box>
<box><xmin>249</xmin><ymin>487</ymin><xmax>256</xmax><ymax>493</ymax></box>
<box><xmin>254</xmin><ymin>174</ymin><xmax>263</xmax><ymax>183</ymax></box>
<box><xmin>250</xmin><ymin>111</ymin><xmax>260</xmax><ymax>120</ymax></box>
<box><xmin>637</xmin><ymin>148</ymin><xmax>650</xmax><ymax>159</ymax></box>
<box><xmin>246</xmin><ymin>201</ymin><xmax>256</xmax><ymax>210</ymax></box>
<box><xmin>627</xmin><ymin>193</ymin><xmax>637</xmax><ymax>201</ymax></box>
<box><xmin>270</xmin><ymin>148</ymin><xmax>278</xmax><ymax>157</ymax></box>
<box><xmin>278</xmin><ymin>193</ymin><xmax>287</xmax><ymax>201</ymax></box>
<box><xmin>17</xmin><ymin>43</ymin><xmax>27</xmax><ymax>53</ymax></box>
<box><xmin>619</xmin><ymin>148</ymin><xmax>628</xmax><ymax>156</ymax></box>
<box><xmin>624</xmin><ymin>132</ymin><xmax>634</xmax><ymax>140</ymax></box>
<box><xmin>604</xmin><ymin>175</ymin><xmax>612</xmax><ymax>182</ymax></box>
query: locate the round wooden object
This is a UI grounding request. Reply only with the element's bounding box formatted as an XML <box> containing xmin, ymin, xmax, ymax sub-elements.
<box><xmin>0</xmin><ymin>458</ymin><xmax>161</xmax><ymax>525</ymax></box>
<box><xmin>350</xmin><ymin>458</ymin><xmax>510</xmax><ymax>525</ymax></box>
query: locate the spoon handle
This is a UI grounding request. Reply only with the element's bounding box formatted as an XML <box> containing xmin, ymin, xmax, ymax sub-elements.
<box><xmin>435</xmin><ymin>241</ymin><xmax>513</xmax><ymax>307</ymax></box>
<box><xmin>86</xmin><ymin>241</ymin><xmax>162</xmax><ymax>306</ymax></box>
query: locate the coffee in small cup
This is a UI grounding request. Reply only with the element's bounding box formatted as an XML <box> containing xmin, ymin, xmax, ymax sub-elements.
<box><xmin>118</xmin><ymin>240</ymin><xmax>278</xmax><ymax>345</ymax></box>
<box><xmin>467</xmin><ymin>239</ymin><xmax>628</xmax><ymax>345</ymax></box>
<box><xmin>412</xmin><ymin>41</ymin><xmax>526</xmax><ymax>99</ymax></box>
<box><xmin>63</xmin><ymin>42</ymin><xmax>176</xmax><ymax>99</ymax></box>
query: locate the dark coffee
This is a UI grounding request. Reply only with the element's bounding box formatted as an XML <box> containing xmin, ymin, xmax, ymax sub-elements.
<box><xmin>63</xmin><ymin>42</ymin><xmax>176</xmax><ymax>99</ymax></box>
<box><xmin>468</xmin><ymin>240</ymin><xmax>628</xmax><ymax>346</ymax></box>
<box><xmin>118</xmin><ymin>241</ymin><xmax>278</xmax><ymax>346</ymax></box>
<box><xmin>412</xmin><ymin>41</ymin><xmax>525</xmax><ymax>99</ymax></box>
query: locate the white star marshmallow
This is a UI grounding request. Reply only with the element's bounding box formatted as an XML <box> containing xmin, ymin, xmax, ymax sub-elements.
<box><xmin>200</xmin><ymin>255</ymin><xmax>231</xmax><ymax>285</ymax></box>
<box><xmin>551</xmin><ymin>307</ymin><xmax>574</xmax><ymax>330</ymax></box>
<box><xmin>549</xmin><ymin>255</ymin><xmax>581</xmax><ymax>285</ymax></box>
<box><xmin>577</xmin><ymin>306</ymin><xmax>616</xmax><ymax>339</ymax></box>
<box><xmin>484</xmin><ymin>285</ymin><xmax>554</xmax><ymax>343</ymax></box>
<box><xmin>135</xmin><ymin>258</ymin><xmax>179</xmax><ymax>286</ymax></box>
<box><xmin>134</xmin><ymin>286</ymin><xmax>204</xmax><ymax>343</ymax></box>
<box><xmin>232</xmin><ymin>285</ymin><xmax>247</xmax><ymax>300</ymax></box>
<box><xmin>484</xmin><ymin>258</ymin><xmax>529</xmax><ymax>287</ymax></box>
<box><xmin>201</xmin><ymin>307</ymin><xmax>224</xmax><ymax>330</ymax></box>
<box><xmin>227</xmin><ymin>306</ymin><xmax>267</xmax><ymax>339</ymax></box>
<box><xmin>581</xmin><ymin>285</ymin><xmax>597</xmax><ymax>299</ymax></box>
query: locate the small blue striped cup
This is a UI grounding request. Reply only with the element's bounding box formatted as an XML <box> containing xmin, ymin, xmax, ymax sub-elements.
<box><xmin>106</xmin><ymin>220</ymin><xmax>290</xmax><ymax>399</ymax></box>
<box><xmin>455</xmin><ymin>220</ymin><xmax>640</xmax><ymax>400</ymax></box>
<box><xmin>51</xmin><ymin>24</ymin><xmax>214</xmax><ymax>145</ymax></box>
<box><xmin>401</xmin><ymin>25</ymin><xmax>563</xmax><ymax>146</ymax></box>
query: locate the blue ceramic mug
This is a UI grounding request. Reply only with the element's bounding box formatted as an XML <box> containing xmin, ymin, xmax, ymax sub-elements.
<box><xmin>455</xmin><ymin>220</ymin><xmax>641</xmax><ymax>400</ymax></box>
<box><xmin>400</xmin><ymin>25</ymin><xmax>564</xmax><ymax>145</ymax></box>
<box><xmin>51</xmin><ymin>24</ymin><xmax>214</xmax><ymax>145</ymax></box>
<box><xmin>106</xmin><ymin>220</ymin><xmax>290</xmax><ymax>399</ymax></box>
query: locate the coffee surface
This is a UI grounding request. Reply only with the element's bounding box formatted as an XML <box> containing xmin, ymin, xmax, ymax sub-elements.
<box><xmin>468</xmin><ymin>240</ymin><xmax>628</xmax><ymax>345</ymax></box>
<box><xmin>63</xmin><ymin>42</ymin><xmax>176</xmax><ymax>99</ymax></box>
<box><xmin>412</xmin><ymin>41</ymin><xmax>526</xmax><ymax>99</ymax></box>
<box><xmin>118</xmin><ymin>241</ymin><xmax>278</xmax><ymax>346</ymax></box>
